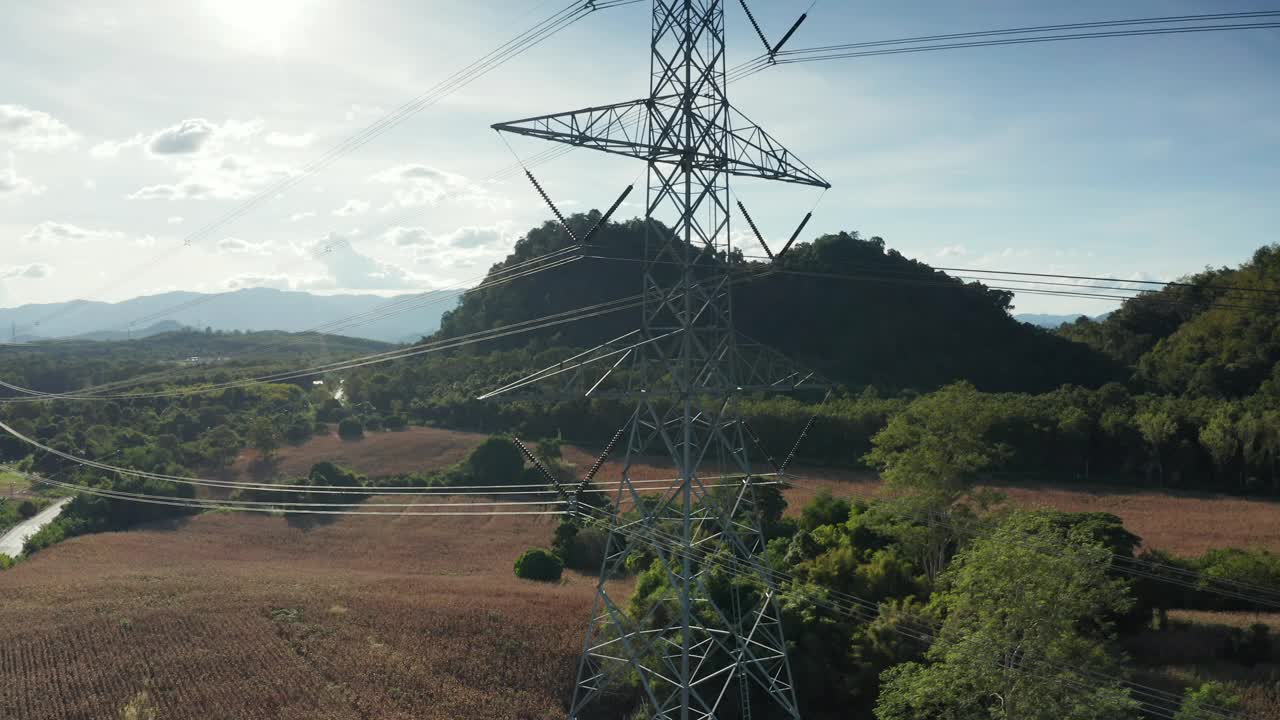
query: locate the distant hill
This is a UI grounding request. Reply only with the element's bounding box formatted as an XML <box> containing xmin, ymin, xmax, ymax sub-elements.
<box><xmin>435</xmin><ymin>213</ymin><xmax>1122</xmax><ymax>393</ymax></box>
<box><xmin>69</xmin><ymin>319</ymin><xmax>187</xmax><ymax>342</ymax></box>
<box><xmin>1015</xmin><ymin>312</ymin><xmax>1110</xmax><ymax>328</ymax></box>
<box><xmin>0</xmin><ymin>288</ymin><xmax>453</xmax><ymax>344</ymax></box>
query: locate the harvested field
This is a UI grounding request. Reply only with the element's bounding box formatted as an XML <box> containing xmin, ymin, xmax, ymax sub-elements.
<box><xmin>244</xmin><ymin>428</ymin><xmax>1280</xmax><ymax>554</ymax></box>
<box><xmin>228</xmin><ymin>425</ymin><xmax>488</xmax><ymax>482</ymax></box>
<box><xmin>1168</xmin><ymin>609</ymin><xmax>1280</xmax><ymax>629</ymax></box>
<box><xmin>0</xmin><ymin>509</ymin><xmax>593</xmax><ymax>720</ymax></box>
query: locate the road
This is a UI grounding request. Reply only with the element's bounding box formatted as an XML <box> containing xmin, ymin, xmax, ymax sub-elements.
<box><xmin>0</xmin><ymin>497</ymin><xmax>71</xmax><ymax>557</ymax></box>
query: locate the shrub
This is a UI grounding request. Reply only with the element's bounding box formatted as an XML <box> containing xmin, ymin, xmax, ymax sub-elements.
<box><xmin>17</xmin><ymin>499</ymin><xmax>38</xmax><ymax>519</ymax></box>
<box><xmin>364</xmin><ymin>415</ymin><xmax>385</xmax><ymax>432</ymax></box>
<box><xmin>552</xmin><ymin>520</ymin><xmax>608</xmax><ymax>572</ymax></box>
<box><xmin>468</xmin><ymin>436</ymin><xmax>525</xmax><ymax>485</ymax></box>
<box><xmin>514</xmin><ymin>547</ymin><xmax>563</xmax><ymax>582</ymax></box>
<box><xmin>384</xmin><ymin>414</ymin><xmax>408</xmax><ymax>431</ymax></box>
<box><xmin>338</xmin><ymin>418</ymin><xmax>364</xmax><ymax>440</ymax></box>
<box><xmin>0</xmin><ymin>553</ymin><xmax>15</xmax><ymax>570</ymax></box>
<box><xmin>1175</xmin><ymin>682</ymin><xmax>1241</xmax><ymax>720</ymax></box>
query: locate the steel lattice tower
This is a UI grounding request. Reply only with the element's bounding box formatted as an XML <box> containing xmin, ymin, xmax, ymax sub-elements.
<box><xmin>486</xmin><ymin>2</ymin><xmax>828</xmax><ymax>717</ymax></box>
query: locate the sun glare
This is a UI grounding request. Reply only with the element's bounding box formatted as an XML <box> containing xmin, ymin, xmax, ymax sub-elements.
<box><xmin>205</xmin><ymin>0</ymin><xmax>308</xmax><ymax>55</ymax></box>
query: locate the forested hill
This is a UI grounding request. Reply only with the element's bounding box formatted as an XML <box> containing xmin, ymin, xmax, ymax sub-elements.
<box><xmin>1058</xmin><ymin>244</ymin><xmax>1280</xmax><ymax>398</ymax></box>
<box><xmin>436</xmin><ymin>211</ymin><xmax>1121</xmax><ymax>393</ymax></box>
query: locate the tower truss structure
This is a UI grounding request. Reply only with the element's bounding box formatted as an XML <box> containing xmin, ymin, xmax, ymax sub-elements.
<box><xmin>487</xmin><ymin>2</ymin><xmax>829</xmax><ymax>717</ymax></box>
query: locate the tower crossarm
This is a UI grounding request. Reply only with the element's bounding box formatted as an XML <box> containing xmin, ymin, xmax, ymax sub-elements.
<box><xmin>493</xmin><ymin>96</ymin><xmax>830</xmax><ymax>188</ymax></box>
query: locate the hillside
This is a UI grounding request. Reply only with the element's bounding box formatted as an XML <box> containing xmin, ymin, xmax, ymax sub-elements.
<box><xmin>0</xmin><ymin>287</ymin><xmax>453</xmax><ymax>345</ymax></box>
<box><xmin>1058</xmin><ymin>244</ymin><xmax>1280</xmax><ymax>397</ymax></box>
<box><xmin>437</xmin><ymin>213</ymin><xmax>1121</xmax><ymax>393</ymax></box>
<box><xmin>0</xmin><ymin>329</ymin><xmax>392</xmax><ymax>398</ymax></box>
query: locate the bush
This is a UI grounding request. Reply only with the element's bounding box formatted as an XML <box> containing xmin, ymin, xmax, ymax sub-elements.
<box><xmin>0</xmin><ymin>553</ymin><xmax>15</xmax><ymax>570</ymax></box>
<box><xmin>468</xmin><ymin>436</ymin><xmax>526</xmax><ymax>485</ymax></box>
<box><xmin>364</xmin><ymin>415</ymin><xmax>385</xmax><ymax>432</ymax></box>
<box><xmin>384</xmin><ymin>414</ymin><xmax>408</xmax><ymax>431</ymax></box>
<box><xmin>337</xmin><ymin>418</ymin><xmax>364</xmax><ymax>440</ymax></box>
<box><xmin>514</xmin><ymin>547</ymin><xmax>563</xmax><ymax>582</ymax></box>
<box><xmin>17</xmin><ymin>499</ymin><xmax>38</xmax><ymax>519</ymax></box>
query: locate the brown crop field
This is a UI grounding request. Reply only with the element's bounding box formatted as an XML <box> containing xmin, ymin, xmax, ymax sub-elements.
<box><xmin>3</xmin><ymin>425</ymin><xmax>1279</xmax><ymax>718</ymax></box>
<box><xmin>0</xmin><ymin>509</ymin><xmax>593</xmax><ymax>720</ymax></box>
<box><xmin>221</xmin><ymin>426</ymin><xmax>1280</xmax><ymax>555</ymax></box>
<box><xmin>227</xmin><ymin>425</ymin><xmax>488</xmax><ymax>482</ymax></box>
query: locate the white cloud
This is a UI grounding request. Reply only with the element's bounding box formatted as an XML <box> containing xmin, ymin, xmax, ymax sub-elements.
<box><xmin>265</xmin><ymin>131</ymin><xmax>315</xmax><ymax>148</ymax></box>
<box><xmin>167</xmin><ymin>216</ymin><xmax>184</xmax><ymax>225</ymax></box>
<box><xmin>128</xmin><ymin>179</ymin><xmax>226</xmax><ymax>200</ymax></box>
<box><xmin>332</xmin><ymin>199</ymin><xmax>370</xmax><ymax>217</ymax></box>
<box><xmin>368</xmin><ymin>163</ymin><xmax>483</xmax><ymax>208</ymax></box>
<box><xmin>90</xmin><ymin>135</ymin><xmax>145</xmax><ymax>158</ymax></box>
<box><xmin>437</xmin><ymin>225</ymin><xmax>509</xmax><ymax>250</ymax></box>
<box><xmin>223</xmin><ymin>273</ymin><xmax>299</xmax><ymax>291</ymax></box>
<box><xmin>217</xmin><ymin>237</ymin><xmax>271</xmax><ymax>255</ymax></box>
<box><xmin>383</xmin><ymin>224</ymin><xmax>510</xmax><ymax>252</ymax></box>
<box><xmin>0</xmin><ymin>263</ymin><xmax>53</xmax><ymax>280</ymax></box>
<box><xmin>0</xmin><ymin>153</ymin><xmax>45</xmax><ymax>197</ymax></box>
<box><xmin>287</xmin><ymin>211</ymin><xmax>316</xmax><ymax>222</ymax></box>
<box><xmin>936</xmin><ymin>245</ymin><xmax>968</xmax><ymax>258</ymax></box>
<box><xmin>300</xmin><ymin>231</ymin><xmax>426</xmax><ymax>291</ymax></box>
<box><xmin>148</xmin><ymin>118</ymin><xmax>217</xmax><ymax>155</ymax></box>
<box><xmin>0</xmin><ymin>105</ymin><xmax>79</xmax><ymax>152</ymax></box>
<box><xmin>22</xmin><ymin>221</ymin><xmax>125</xmax><ymax>245</ymax></box>
<box><xmin>384</xmin><ymin>226</ymin><xmax>432</xmax><ymax>247</ymax></box>
<box><xmin>95</xmin><ymin>117</ymin><xmax>264</xmax><ymax>160</ymax></box>
<box><xmin>127</xmin><ymin>154</ymin><xmax>296</xmax><ymax>201</ymax></box>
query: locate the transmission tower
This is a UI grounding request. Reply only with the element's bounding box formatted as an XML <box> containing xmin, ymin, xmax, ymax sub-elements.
<box><xmin>485</xmin><ymin>1</ymin><xmax>828</xmax><ymax>717</ymax></box>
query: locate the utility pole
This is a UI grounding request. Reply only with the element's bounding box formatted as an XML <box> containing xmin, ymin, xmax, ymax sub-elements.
<box><xmin>485</xmin><ymin>2</ymin><xmax>827</xmax><ymax>717</ymax></box>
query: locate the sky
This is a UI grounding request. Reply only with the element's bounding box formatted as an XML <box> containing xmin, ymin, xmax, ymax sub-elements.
<box><xmin>1</xmin><ymin>0</ymin><xmax>1277</xmax><ymax>318</ymax></box>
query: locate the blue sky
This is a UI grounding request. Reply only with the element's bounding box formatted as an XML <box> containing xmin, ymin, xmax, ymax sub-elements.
<box><xmin>1</xmin><ymin>0</ymin><xmax>1277</xmax><ymax>317</ymax></box>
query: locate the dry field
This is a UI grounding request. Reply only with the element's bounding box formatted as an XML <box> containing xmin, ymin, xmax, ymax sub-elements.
<box><xmin>560</xmin><ymin>447</ymin><xmax>1280</xmax><ymax>555</ymax></box>
<box><xmin>2</xmin><ymin>426</ymin><xmax>1279</xmax><ymax>719</ymax></box>
<box><xmin>0</xmin><ymin>510</ymin><xmax>592</xmax><ymax>720</ymax></box>
<box><xmin>227</xmin><ymin>427</ymin><xmax>1280</xmax><ymax>554</ymax></box>
<box><xmin>227</xmin><ymin>425</ymin><xmax>488</xmax><ymax>482</ymax></box>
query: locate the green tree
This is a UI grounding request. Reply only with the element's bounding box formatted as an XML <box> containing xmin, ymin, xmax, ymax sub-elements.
<box><xmin>1058</xmin><ymin>405</ymin><xmax>1093</xmax><ymax>479</ymax></box>
<box><xmin>875</xmin><ymin>513</ymin><xmax>1139</xmax><ymax>720</ymax></box>
<box><xmin>247</xmin><ymin>416</ymin><xmax>282</xmax><ymax>460</ymax></box>
<box><xmin>1135</xmin><ymin>410</ymin><xmax>1177</xmax><ymax>486</ymax></box>
<box><xmin>865</xmin><ymin>382</ymin><xmax>1005</xmax><ymax>580</ymax></box>
<box><xmin>1174</xmin><ymin>682</ymin><xmax>1241</xmax><ymax>720</ymax></box>
<box><xmin>1199</xmin><ymin>407</ymin><xmax>1239</xmax><ymax>488</ymax></box>
<box><xmin>202</xmin><ymin>426</ymin><xmax>241</xmax><ymax>469</ymax></box>
<box><xmin>337</xmin><ymin>418</ymin><xmax>364</xmax><ymax>441</ymax></box>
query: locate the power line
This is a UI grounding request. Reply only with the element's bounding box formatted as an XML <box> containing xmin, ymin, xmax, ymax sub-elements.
<box><xmin>582</xmin><ymin>253</ymin><xmax>1280</xmax><ymax>314</ymax></box>
<box><xmin>0</xmin><ymin>286</ymin><xmax>645</xmax><ymax>402</ymax></box>
<box><xmin>20</xmin><ymin>0</ymin><xmax>643</xmax><ymax>337</ymax></box>
<box><xmin>728</xmin><ymin>12</ymin><xmax>1280</xmax><ymax>81</ymax></box>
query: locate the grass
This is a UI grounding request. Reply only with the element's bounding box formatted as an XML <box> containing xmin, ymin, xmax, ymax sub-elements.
<box><xmin>0</xmin><ymin>470</ymin><xmax>31</xmax><ymax>499</ymax></box>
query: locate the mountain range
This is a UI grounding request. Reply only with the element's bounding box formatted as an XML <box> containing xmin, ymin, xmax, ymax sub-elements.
<box><xmin>0</xmin><ymin>288</ymin><xmax>454</xmax><ymax>344</ymax></box>
<box><xmin>1014</xmin><ymin>312</ymin><xmax>1111</xmax><ymax>328</ymax></box>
